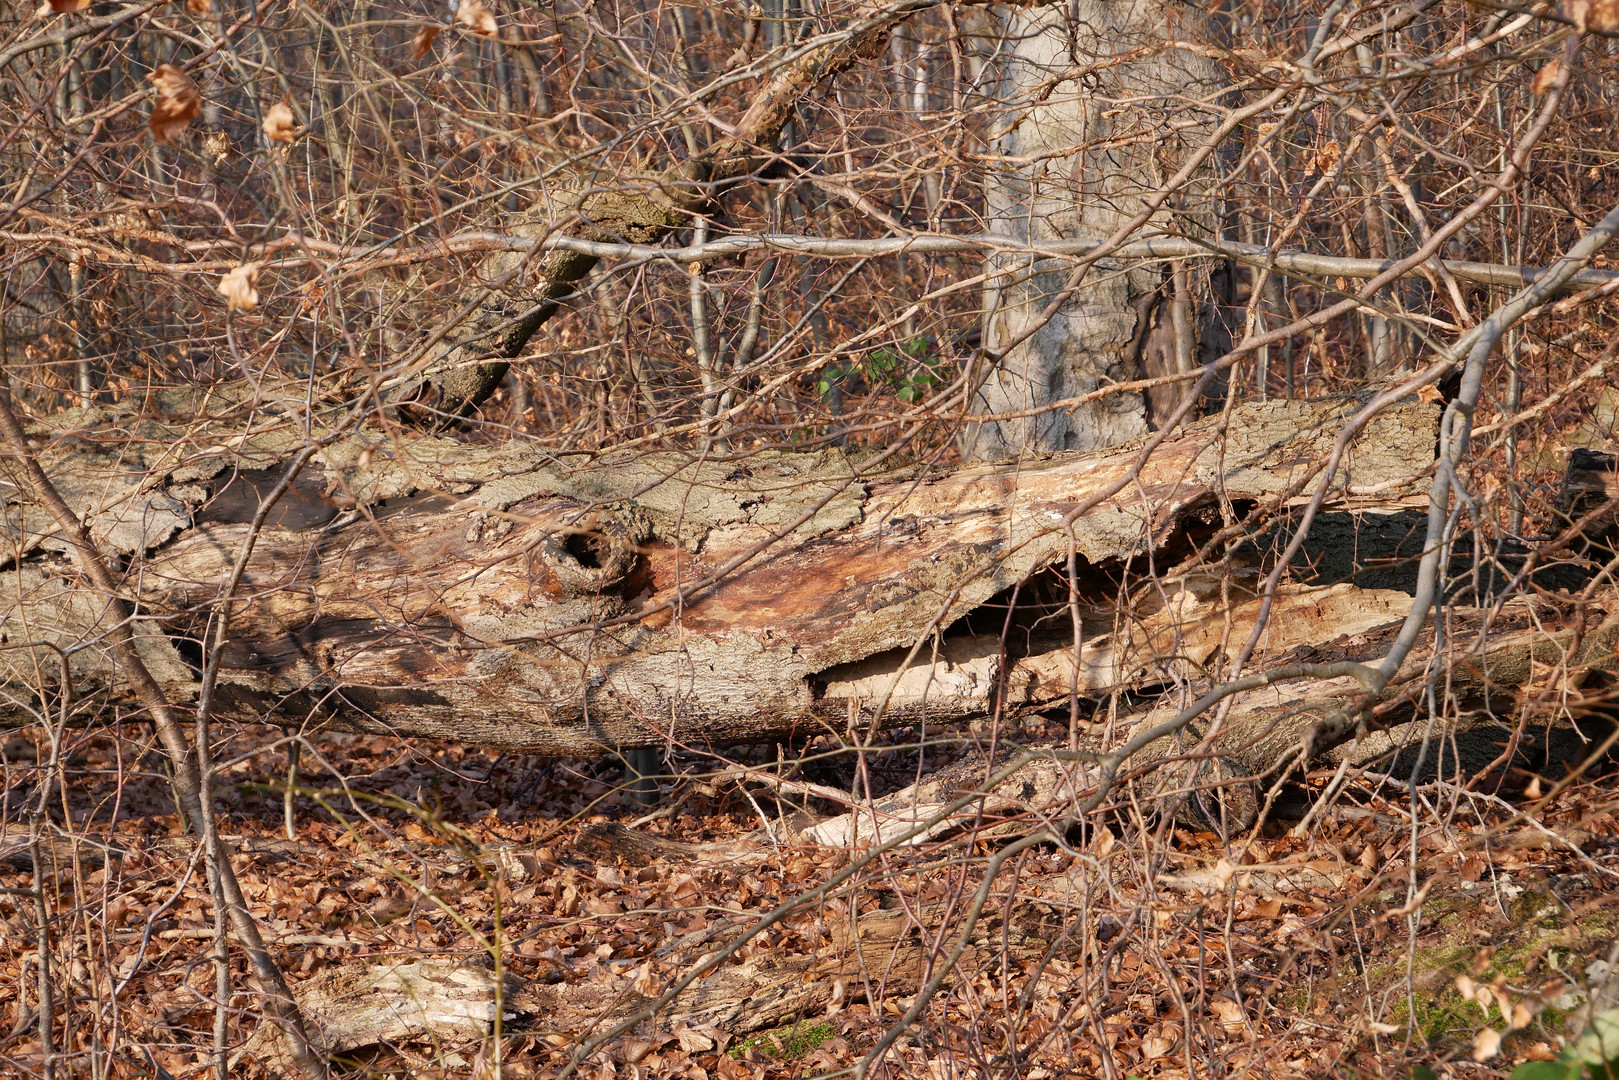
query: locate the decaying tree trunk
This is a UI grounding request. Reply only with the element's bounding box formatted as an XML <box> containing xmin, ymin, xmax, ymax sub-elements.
<box><xmin>0</xmin><ymin>389</ymin><xmax>1440</xmax><ymax>761</ymax></box>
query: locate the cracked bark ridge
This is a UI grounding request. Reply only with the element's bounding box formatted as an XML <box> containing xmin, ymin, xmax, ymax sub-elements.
<box><xmin>0</xmin><ymin>390</ymin><xmax>1437</xmax><ymax>757</ymax></box>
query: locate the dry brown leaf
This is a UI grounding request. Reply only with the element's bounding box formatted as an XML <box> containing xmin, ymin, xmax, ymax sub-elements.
<box><xmin>296</xmin><ymin>281</ymin><xmax>325</xmax><ymax>314</ymax></box>
<box><xmin>1140</xmin><ymin>1035</ymin><xmax>1176</xmax><ymax>1060</ymax></box>
<box><xmin>1569</xmin><ymin>0</ymin><xmax>1619</xmax><ymax>29</ymax></box>
<box><xmin>1532</xmin><ymin>60</ymin><xmax>1562</xmax><ymax>96</ymax></box>
<box><xmin>1094</xmin><ymin>826</ymin><xmax>1115</xmax><ymax>859</ymax></box>
<box><xmin>1213</xmin><ymin>857</ymin><xmax>1237</xmax><ymax>889</ymax></box>
<box><xmin>217</xmin><ymin>263</ymin><xmax>261</xmax><ymax>312</ymax></box>
<box><xmin>1252</xmin><ymin>896</ymin><xmax>1282</xmax><ymax>918</ymax></box>
<box><xmin>1512</xmin><ymin>1001</ymin><xmax>1537</xmax><ymax>1030</ymax></box>
<box><xmin>631</xmin><ymin>962</ymin><xmax>661</xmax><ymax>997</ymax></box>
<box><xmin>1416</xmin><ymin>384</ymin><xmax>1444</xmax><ymax>405</ymax></box>
<box><xmin>1314</xmin><ymin>139</ymin><xmax>1342</xmax><ymax>175</ymax></box>
<box><xmin>263</xmin><ymin>100</ymin><xmax>296</xmax><ymax>144</ymax></box>
<box><xmin>48</xmin><ymin>0</ymin><xmax>91</xmax><ymax>12</ymax></box>
<box><xmin>1210</xmin><ymin>999</ymin><xmax>1244</xmax><ymax>1033</ymax></box>
<box><xmin>186</xmin><ymin>0</ymin><xmax>212</xmax><ymax>14</ymax></box>
<box><xmin>412</xmin><ymin>23</ymin><xmax>441</xmax><ymax>58</ymax></box>
<box><xmin>147</xmin><ymin>64</ymin><xmax>200</xmax><ymax>145</ymax></box>
<box><xmin>1471</xmin><ymin>1027</ymin><xmax>1502</xmax><ymax>1062</ymax></box>
<box><xmin>558</xmin><ymin>883</ymin><xmax>580</xmax><ymax>916</ymax></box>
<box><xmin>455</xmin><ymin>0</ymin><xmax>497</xmax><ymax>36</ymax></box>
<box><xmin>620</xmin><ymin>1037</ymin><xmax>657</xmax><ymax>1064</ymax></box>
<box><xmin>1456</xmin><ymin>974</ymin><xmax>1478</xmax><ymax>1001</ymax></box>
<box><xmin>203</xmin><ymin>130</ymin><xmax>230</xmax><ymax>164</ymax></box>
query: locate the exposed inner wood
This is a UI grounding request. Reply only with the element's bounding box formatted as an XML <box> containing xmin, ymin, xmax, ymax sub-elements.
<box><xmin>0</xmin><ymin>391</ymin><xmax>1440</xmax><ymax>758</ymax></box>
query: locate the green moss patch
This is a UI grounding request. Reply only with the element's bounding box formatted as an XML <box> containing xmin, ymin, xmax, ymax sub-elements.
<box><xmin>729</xmin><ymin>1021</ymin><xmax>838</xmax><ymax>1061</ymax></box>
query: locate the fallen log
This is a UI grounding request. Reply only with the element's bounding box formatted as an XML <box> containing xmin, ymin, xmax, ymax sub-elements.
<box><xmin>799</xmin><ymin>592</ymin><xmax>1619</xmax><ymax>847</ymax></box>
<box><xmin>512</xmin><ymin>906</ymin><xmax>1066</xmax><ymax>1047</ymax></box>
<box><xmin>242</xmin><ymin>955</ymin><xmax>524</xmax><ymax>1068</ymax></box>
<box><xmin>0</xmin><ymin>390</ymin><xmax>1438</xmax><ymax>754</ymax></box>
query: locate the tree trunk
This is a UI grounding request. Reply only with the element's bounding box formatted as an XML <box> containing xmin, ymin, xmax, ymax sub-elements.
<box><xmin>0</xmin><ymin>390</ymin><xmax>1436</xmax><ymax>757</ymax></box>
<box><xmin>394</xmin><ymin>0</ymin><xmax>951</xmax><ymax>422</ymax></box>
<box><xmin>962</xmin><ymin>0</ymin><xmax>1229</xmax><ymax>460</ymax></box>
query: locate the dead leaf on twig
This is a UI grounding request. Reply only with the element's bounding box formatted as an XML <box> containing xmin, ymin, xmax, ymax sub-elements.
<box><xmin>455</xmin><ymin>0</ymin><xmax>496</xmax><ymax>36</ymax></box>
<box><xmin>412</xmin><ymin>23</ymin><xmax>441</xmax><ymax>57</ymax></box>
<box><xmin>218</xmin><ymin>264</ymin><xmax>261</xmax><ymax>312</ymax></box>
<box><xmin>263</xmin><ymin>100</ymin><xmax>297</xmax><ymax>144</ymax></box>
<box><xmin>147</xmin><ymin>65</ymin><xmax>200</xmax><ymax>145</ymax></box>
<box><xmin>1532</xmin><ymin>59</ymin><xmax>1562</xmax><ymax>95</ymax></box>
<box><xmin>1313</xmin><ymin>139</ymin><xmax>1342</xmax><ymax>175</ymax></box>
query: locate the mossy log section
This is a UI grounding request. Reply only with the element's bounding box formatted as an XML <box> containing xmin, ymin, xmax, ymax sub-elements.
<box><xmin>0</xmin><ymin>390</ymin><xmax>1438</xmax><ymax>755</ymax></box>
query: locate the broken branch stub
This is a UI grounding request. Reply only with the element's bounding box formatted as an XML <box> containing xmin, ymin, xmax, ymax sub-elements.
<box><xmin>0</xmin><ymin>392</ymin><xmax>1437</xmax><ymax>754</ymax></box>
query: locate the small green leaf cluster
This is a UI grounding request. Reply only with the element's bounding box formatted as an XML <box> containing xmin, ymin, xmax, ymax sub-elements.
<box><xmin>817</xmin><ymin>337</ymin><xmax>945</xmax><ymax>404</ymax></box>
<box><xmin>728</xmin><ymin>1021</ymin><xmax>837</xmax><ymax>1061</ymax></box>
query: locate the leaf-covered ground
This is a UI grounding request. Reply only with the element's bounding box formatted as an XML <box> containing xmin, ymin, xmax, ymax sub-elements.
<box><xmin>3</xmin><ymin>719</ymin><xmax>1618</xmax><ymax>1078</ymax></box>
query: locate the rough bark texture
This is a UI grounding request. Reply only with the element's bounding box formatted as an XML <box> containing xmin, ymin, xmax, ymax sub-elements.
<box><xmin>804</xmin><ymin>594</ymin><xmax>1619</xmax><ymax>849</ymax></box>
<box><xmin>513</xmin><ymin>906</ymin><xmax>1065</xmax><ymax>1042</ymax></box>
<box><xmin>961</xmin><ymin>0</ymin><xmax>1229</xmax><ymax>460</ymax></box>
<box><xmin>0</xmin><ymin>390</ymin><xmax>1435</xmax><ymax>756</ymax></box>
<box><xmin>243</xmin><ymin>956</ymin><xmax>523</xmax><ymax>1065</ymax></box>
<box><xmin>1559</xmin><ymin>446</ymin><xmax>1619</xmax><ymax>540</ymax></box>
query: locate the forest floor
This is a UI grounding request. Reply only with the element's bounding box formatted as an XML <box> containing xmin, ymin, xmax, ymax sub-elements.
<box><xmin>3</xmin><ymin>716</ymin><xmax>1618</xmax><ymax>1079</ymax></box>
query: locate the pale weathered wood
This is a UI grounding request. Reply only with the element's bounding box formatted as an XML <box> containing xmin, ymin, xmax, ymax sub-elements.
<box><xmin>802</xmin><ymin>592</ymin><xmax>1619</xmax><ymax>847</ymax></box>
<box><xmin>0</xmin><ymin>391</ymin><xmax>1437</xmax><ymax>754</ymax></box>
<box><xmin>241</xmin><ymin>955</ymin><xmax>524</xmax><ymax>1068</ymax></box>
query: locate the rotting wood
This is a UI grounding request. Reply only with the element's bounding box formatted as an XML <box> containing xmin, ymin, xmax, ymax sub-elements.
<box><xmin>799</xmin><ymin>594</ymin><xmax>1619</xmax><ymax>847</ymax></box>
<box><xmin>241</xmin><ymin>954</ymin><xmax>524</xmax><ymax>1068</ymax></box>
<box><xmin>235</xmin><ymin>909</ymin><xmax>1067</xmax><ymax>1062</ymax></box>
<box><xmin>0</xmin><ymin>390</ymin><xmax>1439</xmax><ymax>756</ymax></box>
<box><xmin>1558</xmin><ymin>446</ymin><xmax>1619</xmax><ymax>541</ymax></box>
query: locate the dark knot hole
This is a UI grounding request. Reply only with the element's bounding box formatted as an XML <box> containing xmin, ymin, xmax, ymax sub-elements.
<box><xmin>563</xmin><ymin>531</ymin><xmax>611</xmax><ymax>569</ymax></box>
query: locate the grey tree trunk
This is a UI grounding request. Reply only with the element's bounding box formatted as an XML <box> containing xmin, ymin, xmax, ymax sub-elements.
<box><xmin>962</xmin><ymin>0</ymin><xmax>1229</xmax><ymax>461</ymax></box>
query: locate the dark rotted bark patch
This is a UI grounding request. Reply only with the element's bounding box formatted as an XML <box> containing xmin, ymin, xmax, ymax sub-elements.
<box><xmin>217</xmin><ymin>617</ymin><xmax>462</xmax><ymax>676</ymax></box>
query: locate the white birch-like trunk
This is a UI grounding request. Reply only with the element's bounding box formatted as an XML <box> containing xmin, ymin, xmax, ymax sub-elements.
<box><xmin>962</xmin><ymin>0</ymin><xmax>1228</xmax><ymax>461</ymax></box>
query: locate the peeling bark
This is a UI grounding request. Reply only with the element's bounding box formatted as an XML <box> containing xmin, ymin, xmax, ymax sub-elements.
<box><xmin>0</xmin><ymin>391</ymin><xmax>1436</xmax><ymax>756</ymax></box>
<box><xmin>802</xmin><ymin>594</ymin><xmax>1619</xmax><ymax>848</ymax></box>
<box><xmin>962</xmin><ymin>0</ymin><xmax>1230</xmax><ymax>459</ymax></box>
